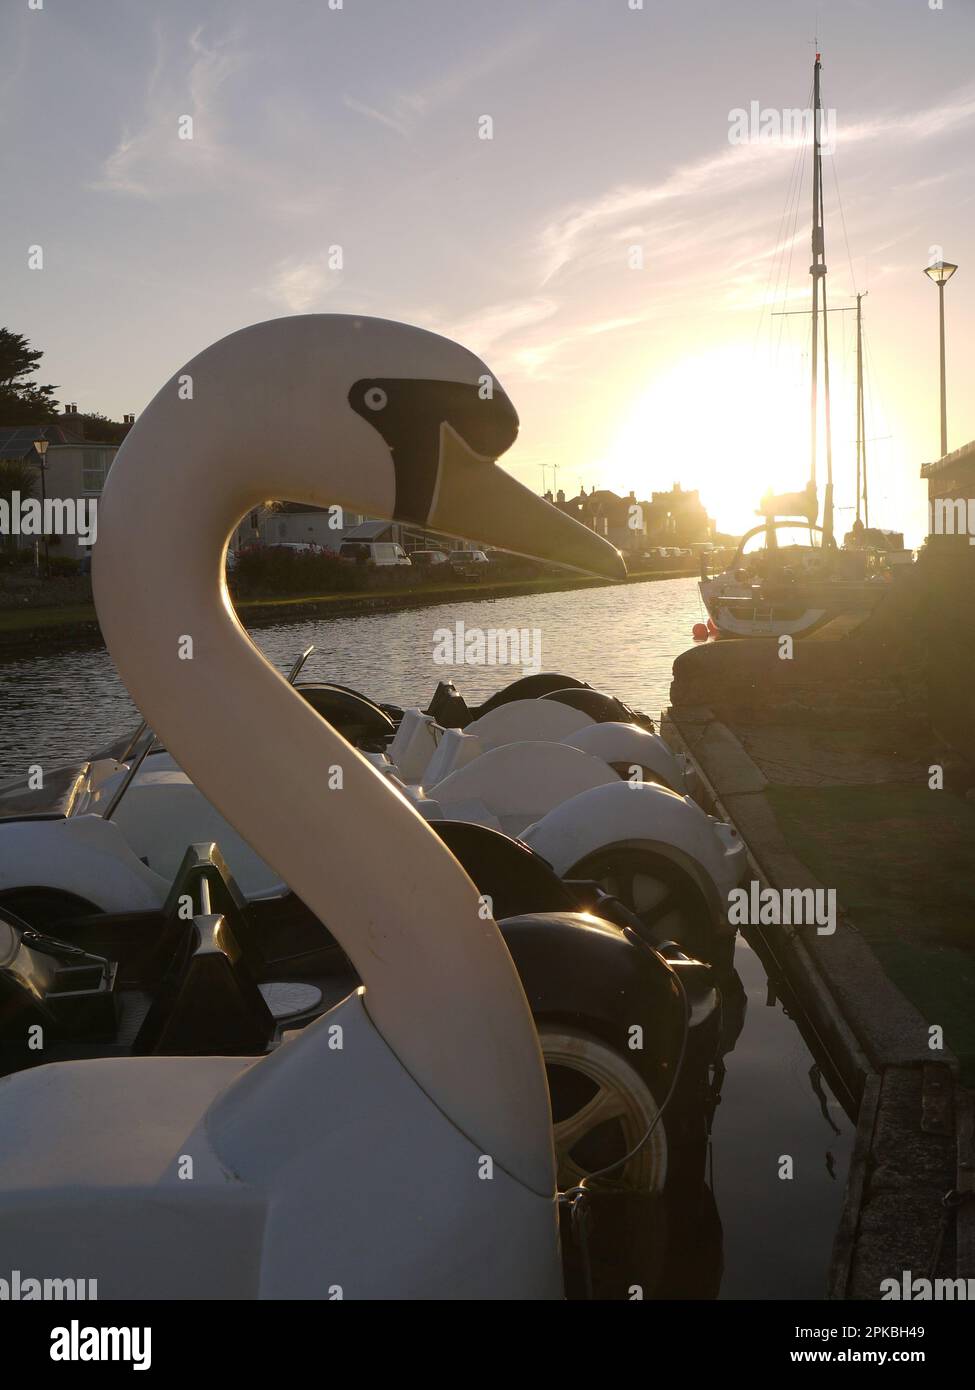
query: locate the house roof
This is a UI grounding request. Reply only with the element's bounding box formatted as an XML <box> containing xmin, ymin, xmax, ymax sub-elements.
<box><xmin>345</xmin><ymin>520</ymin><xmax>391</xmax><ymax>540</ymax></box>
<box><xmin>0</xmin><ymin>422</ymin><xmax>116</xmax><ymax>459</ymax></box>
<box><xmin>0</xmin><ymin>426</ymin><xmax>50</xmax><ymax>460</ymax></box>
<box><xmin>921</xmin><ymin>439</ymin><xmax>975</xmax><ymax>478</ymax></box>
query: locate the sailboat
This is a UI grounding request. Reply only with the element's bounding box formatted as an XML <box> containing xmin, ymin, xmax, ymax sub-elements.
<box><xmin>700</xmin><ymin>53</ymin><xmax>904</xmax><ymax>639</ymax></box>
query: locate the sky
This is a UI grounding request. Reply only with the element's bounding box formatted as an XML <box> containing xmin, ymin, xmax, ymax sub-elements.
<box><xmin>2</xmin><ymin>0</ymin><xmax>973</xmax><ymax>541</ymax></box>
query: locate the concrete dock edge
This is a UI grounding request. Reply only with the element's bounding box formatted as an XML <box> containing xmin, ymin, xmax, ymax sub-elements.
<box><xmin>663</xmin><ymin>707</ymin><xmax>967</xmax><ymax>1297</ymax></box>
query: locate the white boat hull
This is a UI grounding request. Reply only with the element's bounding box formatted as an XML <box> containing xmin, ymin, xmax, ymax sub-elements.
<box><xmin>700</xmin><ymin>574</ymin><xmax>830</xmax><ymax>638</ymax></box>
<box><xmin>0</xmin><ymin>990</ymin><xmax>563</xmax><ymax>1299</ymax></box>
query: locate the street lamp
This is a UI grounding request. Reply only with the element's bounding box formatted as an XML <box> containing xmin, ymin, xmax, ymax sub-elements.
<box><xmin>33</xmin><ymin>438</ymin><xmax>50</xmax><ymax>578</ymax></box>
<box><xmin>924</xmin><ymin>259</ymin><xmax>958</xmax><ymax>458</ymax></box>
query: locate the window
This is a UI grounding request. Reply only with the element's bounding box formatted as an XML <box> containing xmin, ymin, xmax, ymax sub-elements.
<box><xmin>742</xmin><ymin>524</ymin><xmax>822</xmax><ymax>556</ymax></box>
<box><xmin>82</xmin><ymin>450</ymin><xmax>112</xmax><ymax>494</ymax></box>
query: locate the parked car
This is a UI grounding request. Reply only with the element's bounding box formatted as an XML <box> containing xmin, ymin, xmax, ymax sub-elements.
<box><xmin>445</xmin><ymin>549</ymin><xmax>491</xmax><ymax>580</ymax></box>
<box><xmin>338</xmin><ymin>541</ymin><xmax>412</xmax><ymax>567</ymax></box>
<box><xmin>410</xmin><ymin>549</ymin><xmax>450</xmax><ymax>567</ymax></box>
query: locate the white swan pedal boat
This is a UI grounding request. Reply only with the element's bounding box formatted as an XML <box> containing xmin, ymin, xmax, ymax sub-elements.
<box><xmin>0</xmin><ymin>316</ymin><xmax>736</xmax><ymax>1298</ymax></box>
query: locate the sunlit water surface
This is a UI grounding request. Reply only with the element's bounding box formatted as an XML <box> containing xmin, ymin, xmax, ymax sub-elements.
<box><xmin>0</xmin><ymin>577</ymin><xmax>851</xmax><ymax>1297</ymax></box>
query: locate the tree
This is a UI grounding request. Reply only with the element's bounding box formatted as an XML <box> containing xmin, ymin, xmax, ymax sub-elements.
<box><xmin>73</xmin><ymin>411</ymin><xmax>131</xmax><ymax>444</ymax></box>
<box><xmin>0</xmin><ymin>459</ymin><xmax>36</xmax><ymax>501</ymax></box>
<box><xmin>0</xmin><ymin>459</ymin><xmax>37</xmax><ymax>555</ymax></box>
<box><xmin>0</xmin><ymin>328</ymin><xmax>59</xmax><ymax>424</ymax></box>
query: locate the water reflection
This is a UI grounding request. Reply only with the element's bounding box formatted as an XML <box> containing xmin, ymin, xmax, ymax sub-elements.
<box><xmin>0</xmin><ymin>577</ymin><xmax>703</xmax><ymax>776</ymax></box>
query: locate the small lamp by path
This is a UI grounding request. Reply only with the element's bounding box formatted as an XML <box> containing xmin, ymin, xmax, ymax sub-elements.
<box><xmin>32</xmin><ymin>438</ymin><xmax>50</xmax><ymax>578</ymax></box>
<box><xmin>923</xmin><ymin>259</ymin><xmax>958</xmax><ymax>458</ymax></box>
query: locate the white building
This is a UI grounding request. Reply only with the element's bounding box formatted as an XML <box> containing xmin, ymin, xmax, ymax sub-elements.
<box><xmin>0</xmin><ymin>407</ymin><xmax>132</xmax><ymax>563</ymax></box>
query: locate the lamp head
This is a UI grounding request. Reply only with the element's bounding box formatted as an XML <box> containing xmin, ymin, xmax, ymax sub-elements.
<box><xmin>924</xmin><ymin>260</ymin><xmax>958</xmax><ymax>287</ymax></box>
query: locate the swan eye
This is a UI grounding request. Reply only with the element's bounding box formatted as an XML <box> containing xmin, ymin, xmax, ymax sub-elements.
<box><xmin>349</xmin><ymin>378</ymin><xmax>518</xmax><ymax>461</ymax></box>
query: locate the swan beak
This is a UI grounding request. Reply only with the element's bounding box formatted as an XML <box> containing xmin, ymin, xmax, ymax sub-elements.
<box><xmin>429</xmin><ymin>423</ymin><xmax>627</xmax><ymax>580</ymax></box>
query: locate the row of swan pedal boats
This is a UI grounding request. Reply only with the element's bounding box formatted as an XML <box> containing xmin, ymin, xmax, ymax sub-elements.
<box><xmin>0</xmin><ymin>658</ymin><xmax>746</xmax><ymax>1298</ymax></box>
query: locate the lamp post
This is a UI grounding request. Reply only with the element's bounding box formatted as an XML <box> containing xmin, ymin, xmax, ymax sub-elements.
<box><xmin>923</xmin><ymin>259</ymin><xmax>958</xmax><ymax>458</ymax></box>
<box><xmin>33</xmin><ymin>438</ymin><xmax>50</xmax><ymax>578</ymax></box>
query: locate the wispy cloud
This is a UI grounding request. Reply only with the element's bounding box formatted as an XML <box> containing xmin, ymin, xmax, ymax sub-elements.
<box><xmin>538</xmin><ymin>146</ymin><xmax>782</xmax><ymax>286</ymax></box>
<box><xmin>431</xmin><ymin>297</ymin><xmax>560</xmax><ymax>355</ymax></box>
<box><xmin>842</xmin><ymin>86</ymin><xmax>975</xmax><ymax>145</ymax></box>
<box><xmin>92</xmin><ymin>24</ymin><xmax>248</xmax><ymax>198</ymax></box>
<box><xmin>499</xmin><ymin>321</ymin><xmax>653</xmax><ymax>383</ymax></box>
<box><xmin>342</xmin><ymin>97</ymin><xmax>410</xmax><ymax>138</ymax></box>
<box><xmin>341</xmin><ymin>20</ymin><xmax>545</xmax><ymax>139</ymax></box>
<box><xmin>263</xmin><ymin>253</ymin><xmax>340</xmax><ymax>312</ymax></box>
<box><xmin>439</xmin><ymin>302</ymin><xmax>653</xmax><ymax>384</ymax></box>
<box><xmin>538</xmin><ymin>84</ymin><xmax>975</xmax><ymax>285</ymax></box>
<box><xmin>399</xmin><ymin>23</ymin><xmax>543</xmax><ymax>115</ymax></box>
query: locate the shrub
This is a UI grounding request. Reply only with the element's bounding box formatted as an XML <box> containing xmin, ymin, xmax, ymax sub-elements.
<box><xmin>231</xmin><ymin>546</ymin><xmax>361</xmax><ymax>597</ymax></box>
<box><xmin>49</xmin><ymin>556</ymin><xmax>81</xmax><ymax>577</ymax></box>
<box><xmin>0</xmin><ymin>546</ymin><xmax>36</xmax><ymax>570</ymax></box>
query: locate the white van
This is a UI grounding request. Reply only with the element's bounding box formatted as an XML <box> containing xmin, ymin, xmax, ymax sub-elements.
<box><xmin>339</xmin><ymin>541</ymin><xmax>412</xmax><ymax>567</ymax></box>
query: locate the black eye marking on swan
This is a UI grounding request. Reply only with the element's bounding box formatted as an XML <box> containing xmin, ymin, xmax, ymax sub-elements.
<box><xmin>348</xmin><ymin>379</ymin><xmax>518</xmax><ymax>525</ymax></box>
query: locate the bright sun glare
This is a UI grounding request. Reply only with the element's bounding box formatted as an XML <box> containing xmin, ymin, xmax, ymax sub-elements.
<box><xmin>598</xmin><ymin>342</ymin><xmax>862</xmax><ymax>536</ymax></box>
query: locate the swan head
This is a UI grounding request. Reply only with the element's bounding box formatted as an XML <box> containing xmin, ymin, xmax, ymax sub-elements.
<box><xmin>345</xmin><ymin>359</ymin><xmax>625</xmax><ymax>579</ymax></box>
<box><xmin>99</xmin><ymin>314</ymin><xmax>625</xmax><ymax>579</ymax></box>
<box><xmin>236</xmin><ymin>314</ymin><xmax>625</xmax><ymax>578</ymax></box>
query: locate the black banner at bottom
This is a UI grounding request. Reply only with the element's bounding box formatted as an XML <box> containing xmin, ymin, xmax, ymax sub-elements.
<box><xmin>4</xmin><ymin>1296</ymin><xmax>970</xmax><ymax>1374</ymax></box>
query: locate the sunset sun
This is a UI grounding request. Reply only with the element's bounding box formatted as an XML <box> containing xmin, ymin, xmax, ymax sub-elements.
<box><xmin>600</xmin><ymin>342</ymin><xmax>820</xmax><ymax>534</ymax></box>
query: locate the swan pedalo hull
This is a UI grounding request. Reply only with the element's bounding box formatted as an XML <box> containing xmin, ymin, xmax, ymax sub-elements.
<box><xmin>0</xmin><ymin>841</ymin><xmax>721</xmax><ymax>1297</ymax></box>
<box><xmin>0</xmin><ymin>670</ymin><xmax>743</xmax><ymax>969</ymax></box>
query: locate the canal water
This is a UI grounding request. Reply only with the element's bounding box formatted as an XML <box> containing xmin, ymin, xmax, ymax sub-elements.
<box><xmin>0</xmin><ymin>576</ymin><xmax>852</xmax><ymax>1297</ymax></box>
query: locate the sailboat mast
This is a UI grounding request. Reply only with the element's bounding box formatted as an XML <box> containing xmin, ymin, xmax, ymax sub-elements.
<box><xmin>855</xmin><ymin>296</ymin><xmax>862</xmax><ymax>523</ymax></box>
<box><xmin>811</xmin><ymin>53</ymin><xmax>834</xmax><ymax>541</ymax></box>
<box><xmin>809</xmin><ymin>53</ymin><xmax>823</xmax><ymax>497</ymax></box>
<box><xmin>856</xmin><ymin>291</ymin><xmax>869</xmax><ymax>528</ymax></box>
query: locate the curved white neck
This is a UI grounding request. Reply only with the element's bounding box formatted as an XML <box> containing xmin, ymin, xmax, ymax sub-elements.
<box><xmin>93</xmin><ymin>317</ymin><xmax>554</xmax><ymax>1195</ymax></box>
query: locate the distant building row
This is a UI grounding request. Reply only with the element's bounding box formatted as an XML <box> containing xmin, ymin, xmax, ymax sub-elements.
<box><xmin>229</xmin><ymin>505</ymin><xmax>481</xmax><ymax>556</ymax></box>
<box><xmin>2</xmin><ymin>412</ymin><xmax>713</xmax><ymax>566</ymax></box>
<box><xmin>544</xmin><ymin>483</ymin><xmax>714</xmax><ymax>554</ymax></box>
